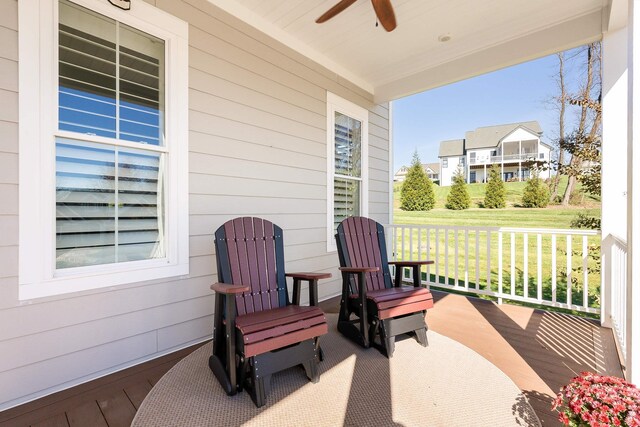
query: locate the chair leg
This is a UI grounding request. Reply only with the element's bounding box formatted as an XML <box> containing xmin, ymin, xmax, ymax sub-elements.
<box><xmin>302</xmin><ymin>358</ymin><xmax>320</xmax><ymax>383</ymax></box>
<box><xmin>249</xmin><ymin>359</ymin><xmax>271</xmax><ymax>408</ymax></box>
<box><xmin>238</xmin><ymin>358</ymin><xmax>249</xmax><ymax>392</ymax></box>
<box><xmin>368</xmin><ymin>319</ymin><xmax>379</xmax><ymax>348</ymax></box>
<box><xmin>415</xmin><ymin>327</ymin><xmax>428</xmax><ymax>347</ymax></box>
<box><xmin>380</xmin><ymin>320</ymin><xmax>396</xmax><ymax>358</ymax></box>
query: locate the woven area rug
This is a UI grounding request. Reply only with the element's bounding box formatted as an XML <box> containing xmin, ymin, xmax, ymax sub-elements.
<box><xmin>133</xmin><ymin>315</ymin><xmax>540</xmax><ymax>426</ymax></box>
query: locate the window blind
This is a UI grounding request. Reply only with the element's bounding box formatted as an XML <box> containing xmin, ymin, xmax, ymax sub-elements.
<box><xmin>56</xmin><ymin>0</ymin><xmax>165</xmax><ymax>269</ymax></box>
<box><xmin>333</xmin><ymin>113</ymin><xmax>362</xmax><ymax>231</ymax></box>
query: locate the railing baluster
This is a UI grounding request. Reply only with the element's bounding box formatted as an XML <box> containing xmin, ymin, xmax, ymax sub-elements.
<box><xmin>417</xmin><ymin>228</ymin><xmax>422</xmax><ymax>262</ymax></box>
<box><xmin>583</xmin><ymin>236</ymin><xmax>588</xmax><ymax>309</ymax></box>
<box><xmin>523</xmin><ymin>233</ymin><xmax>528</xmax><ymax>298</ymax></box>
<box><xmin>475</xmin><ymin>229</ymin><xmax>480</xmax><ymax>290</ymax></box>
<box><xmin>465</xmin><ymin>229</ymin><xmax>469</xmax><ymax>291</ymax></box>
<box><xmin>426</xmin><ymin>228</ymin><xmax>431</xmax><ymax>286</ymax></box>
<box><xmin>566</xmin><ymin>235</ymin><xmax>572</xmax><ymax>307</ymax></box>
<box><xmin>552</xmin><ymin>234</ymin><xmax>557</xmax><ymax>303</ymax></box>
<box><xmin>486</xmin><ymin>231</ymin><xmax>491</xmax><ymax>292</ymax></box>
<box><xmin>445</xmin><ymin>228</ymin><xmax>449</xmax><ymax>286</ymax></box>
<box><xmin>393</xmin><ymin>226</ymin><xmax>398</xmax><ymax>261</ymax></box>
<box><xmin>498</xmin><ymin>231</ymin><xmax>503</xmax><ymax>304</ymax></box>
<box><xmin>510</xmin><ymin>232</ymin><xmax>516</xmax><ymax>296</ymax></box>
<box><xmin>435</xmin><ymin>228</ymin><xmax>440</xmax><ymax>285</ymax></box>
<box><xmin>454</xmin><ymin>229</ymin><xmax>459</xmax><ymax>287</ymax></box>
<box><xmin>409</xmin><ymin>226</ymin><xmax>414</xmax><ymax>260</ymax></box>
<box><xmin>401</xmin><ymin>226</ymin><xmax>406</xmax><ymax>261</ymax></box>
<box><xmin>537</xmin><ymin>234</ymin><xmax>542</xmax><ymax>301</ymax></box>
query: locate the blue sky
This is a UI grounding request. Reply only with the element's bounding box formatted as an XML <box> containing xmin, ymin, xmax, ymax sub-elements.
<box><xmin>392</xmin><ymin>49</ymin><xmax>586</xmax><ymax>171</ymax></box>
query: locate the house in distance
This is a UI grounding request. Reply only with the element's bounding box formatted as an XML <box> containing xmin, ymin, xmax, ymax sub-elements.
<box><xmin>438</xmin><ymin>121</ymin><xmax>552</xmax><ymax>186</ymax></box>
<box><xmin>394</xmin><ymin>162</ymin><xmax>440</xmax><ymax>184</ymax></box>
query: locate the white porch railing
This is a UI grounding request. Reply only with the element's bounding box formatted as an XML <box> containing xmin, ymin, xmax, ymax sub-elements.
<box><xmin>602</xmin><ymin>234</ymin><xmax>629</xmax><ymax>366</ymax></box>
<box><xmin>469</xmin><ymin>153</ymin><xmax>544</xmax><ymax>165</ymax></box>
<box><xmin>387</xmin><ymin>224</ymin><xmax>601</xmax><ymax>315</ymax></box>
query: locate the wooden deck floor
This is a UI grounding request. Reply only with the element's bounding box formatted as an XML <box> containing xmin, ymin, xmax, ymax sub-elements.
<box><xmin>0</xmin><ymin>291</ymin><xmax>622</xmax><ymax>427</ymax></box>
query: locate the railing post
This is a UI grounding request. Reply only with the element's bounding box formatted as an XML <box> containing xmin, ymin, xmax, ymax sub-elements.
<box><xmin>601</xmin><ymin>235</ymin><xmax>612</xmax><ymax>328</ymax></box>
<box><xmin>498</xmin><ymin>231</ymin><xmax>503</xmax><ymax>304</ymax></box>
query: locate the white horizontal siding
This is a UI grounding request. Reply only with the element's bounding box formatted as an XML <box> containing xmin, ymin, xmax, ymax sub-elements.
<box><xmin>0</xmin><ymin>0</ymin><xmax>389</xmax><ymax>410</ymax></box>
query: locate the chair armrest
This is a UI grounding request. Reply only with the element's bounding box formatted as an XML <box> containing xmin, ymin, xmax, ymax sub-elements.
<box><xmin>388</xmin><ymin>260</ymin><xmax>434</xmax><ymax>266</ymax></box>
<box><xmin>286</xmin><ymin>272</ymin><xmax>332</xmax><ymax>306</ymax></box>
<box><xmin>389</xmin><ymin>262</ymin><xmax>431</xmax><ymax>288</ymax></box>
<box><xmin>210</xmin><ymin>282</ymin><xmax>250</xmax><ymax>294</ymax></box>
<box><xmin>339</xmin><ymin>266</ymin><xmax>380</xmax><ymax>273</ymax></box>
<box><xmin>286</xmin><ymin>272</ymin><xmax>332</xmax><ymax>280</ymax></box>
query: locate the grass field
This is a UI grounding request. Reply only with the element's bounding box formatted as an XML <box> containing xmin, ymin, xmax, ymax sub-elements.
<box><xmin>392</xmin><ymin>180</ymin><xmax>602</xmax><ymax>317</ymax></box>
<box><xmin>393</xmin><ymin>179</ymin><xmax>601</xmax><ymax>228</ymax></box>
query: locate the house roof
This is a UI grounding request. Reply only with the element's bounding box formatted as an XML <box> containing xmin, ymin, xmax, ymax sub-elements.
<box><xmin>465</xmin><ymin>121</ymin><xmax>542</xmax><ymax>149</ymax></box>
<box><xmin>394</xmin><ymin>166</ymin><xmax>409</xmax><ymax>175</ymax></box>
<box><xmin>422</xmin><ymin>162</ymin><xmax>440</xmax><ymax>174</ymax></box>
<box><xmin>438</xmin><ymin>139</ymin><xmax>465</xmax><ymax>157</ymax></box>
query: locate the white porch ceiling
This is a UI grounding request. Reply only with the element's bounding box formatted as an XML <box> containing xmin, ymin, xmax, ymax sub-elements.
<box><xmin>206</xmin><ymin>0</ymin><xmax>613</xmax><ymax>102</ymax></box>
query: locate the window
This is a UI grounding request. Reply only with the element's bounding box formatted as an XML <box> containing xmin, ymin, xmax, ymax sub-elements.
<box><xmin>470</xmin><ymin>171</ymin><xmax>476</xmax><ymax>183</ymax></box>
<box><xmin>326</xmin><ymin>92</ymin><xmax>368</xmax><ymax>252</ymax></box>
<box><xmin>470</xmin><ymin>152</ymin><xmax>476</xmax><ymax>164</ymax></box>
<box><xmin>443</xmin><ymin>158</ymin><xmax>448</xmax><ymax>168</ymax></box>
<box><xmin>459</xmin><ymin>157</ymin><xmax>465</xmax><ymax>166</ymax></box>
<box><xmin>19</xmin><ymin>0</ymin><xmax>189</xmax><ymax>299</ymax></box>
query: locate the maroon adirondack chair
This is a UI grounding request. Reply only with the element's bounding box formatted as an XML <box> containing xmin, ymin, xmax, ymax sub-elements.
<box><xmin>335</xmin><ymin>216</ymin><xmax>434</xmax><ymax>357</ymax></box>
<box><xmin>209</xmin><ymin>217</ymin><xmax>331</xmax><ymax>407</ymax></box>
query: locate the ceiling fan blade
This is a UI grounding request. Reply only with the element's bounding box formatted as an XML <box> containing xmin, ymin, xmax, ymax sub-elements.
<box><xmin>316</xmin><ymin>0</ymin><xmax>358</xmax><ymax>23</ymax></box>
<box><xmin>371</xmin><ymin>0</ymin><xmax>396</xmax><ymax>31</ymax></box>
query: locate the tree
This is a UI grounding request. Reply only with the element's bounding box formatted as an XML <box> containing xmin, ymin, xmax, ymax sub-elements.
<box><xmin>400</xmin><ymin>151</ymin><xmax>435</xmax><ymax>211</ymax></box>
<box><xmin>546</xmin><ymin>43</ymin><xmax>601</xmax><ymax>206</ymax></box>
<box><xmin>484</xmin><ymin>165</ymin><xmax>506</xmax><ymax>208</ymax></box>
<box><xmin>549</xmin><ymin>51</ymin><xmax>567</xmax><ymax>201</ymax></box>
<box><xmin>445</xmin><ymin>167</ymin><xmax>470</xmax><ymax>210</ymax></box>
<box><xmin>521</xmin><ymin>172</ymin><xmax>550</xmax><ymax>208</ymax></box>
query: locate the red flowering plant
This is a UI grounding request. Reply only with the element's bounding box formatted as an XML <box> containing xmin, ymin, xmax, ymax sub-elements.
<box><xmin>553</xmin><ymin>372</ymin><xmax>640</xmax><ymax>427</ymax></box>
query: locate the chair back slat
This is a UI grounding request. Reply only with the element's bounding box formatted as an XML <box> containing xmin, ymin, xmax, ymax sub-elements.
<box><xmin>215</xmin><ymin>217</ymin><xmax>287</xmax><ymax>316</ymax></box>
<box><xmin>335</xmin><ymin>217</ymin><xmax>392</xmax><ymax>293</ymax></box>
<box><xmin>252</xmin><ymin>218</ymin><xmax>271</xmax><ymax>310</ymax></box>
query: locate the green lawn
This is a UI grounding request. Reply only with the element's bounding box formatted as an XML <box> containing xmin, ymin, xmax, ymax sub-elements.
<box><xmin>392</xmin><ymin>180</ymin><xmax>602</xmax><ymax>317</ymax></box>
<box><xmin>394</xmin><ymin>207</ymin><xmax>601</xmax><ymax>229</ymax></box>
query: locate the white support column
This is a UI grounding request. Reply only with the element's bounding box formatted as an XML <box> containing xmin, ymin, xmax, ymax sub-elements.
<box><xmin>518</xmin><ymin>140</ymin><xmax>522</xmax><ymax>181</ymax></box>
<box><xmin>602</xmin><ymin>24</ymin><xmax>629</xmax><ymax>328</ymax></box>
<box><xmin>388</xmin><ymin>101</ymin><xmax>394</xmax><ymax>226</ymax></box>
<box><xmin>628</xmin><ymin>0</ymin><xmax>640</xmax><ymax>386</ymax></box>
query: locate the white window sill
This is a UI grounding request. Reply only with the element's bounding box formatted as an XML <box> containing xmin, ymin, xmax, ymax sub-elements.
<box><xmin>19</xmin><ymin>261</ymin><xmax>189</xmax><ymax>300</ymax></box>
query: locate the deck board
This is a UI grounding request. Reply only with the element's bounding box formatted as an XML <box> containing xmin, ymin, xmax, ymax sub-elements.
<box><xmin>29</xmin><ymin>413</ymin><xmax>68</xmax><ymax>427</ymax></box>
<box><xmin>124</xmin><ymin>381</ymin><xmax>153</xmax><ymax>410</ymax></box>
<box><xmin>0</xmin><ymin>292</ymin><xmax>622</xmax><ymax>427</ymax></box>
<box><xmin>97</xmin><ymin>391</ymin><xmax>136</xmax><ymax>427</ymax></box>
<box><xmin>66</xmin><ymin>401</ymin><xmax>107</xmax><ymax>427</ymax></box>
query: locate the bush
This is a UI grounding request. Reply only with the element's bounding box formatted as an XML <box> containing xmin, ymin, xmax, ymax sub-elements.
<box><xmin>400</xmin><ymin>151</ymin><xmax>435</xmax><ymax>211</ymax></box>
<box><xmin>445</xmin><ymin>168</ymin><xmax>470</xmax><ymax>210</ymax></box>
<box><xmin>484</xmin><ymin>165</ymin><xmax>506</xmax><ymax>208</ymax></box>
<box><xmin>521</xmin><ymin>172</ymin><xmax>550</xmax><ymax>208</ymax></box>
<box><xmin>570</xmin><ymin>213</ymin><xmax>601</xmax><ymax>230</ymax></box>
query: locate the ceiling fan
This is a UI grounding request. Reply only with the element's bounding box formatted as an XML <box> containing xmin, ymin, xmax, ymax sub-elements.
<box><xmin>316</xmin><ymin>0</ymin><xmax>397</xmax><ymax>32</ymax></box>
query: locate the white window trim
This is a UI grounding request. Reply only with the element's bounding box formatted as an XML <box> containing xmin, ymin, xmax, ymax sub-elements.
<box><xmin>18</xmin><ymin>0</ymin><xmax>189</xmax><ymax>300</ymax></box>
<box><xmin>326</xmin><ymin>92</ymin><xmax>369</xmax><ymax>252</ymax></box>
